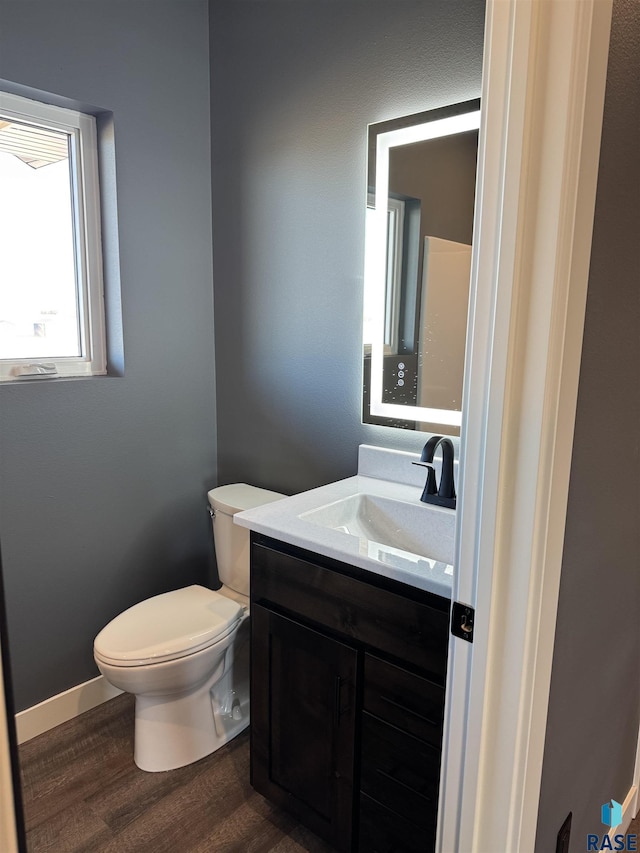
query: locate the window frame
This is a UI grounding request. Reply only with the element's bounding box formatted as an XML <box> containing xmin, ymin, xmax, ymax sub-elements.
<box><xmin>383</xmin><ymin>196</ymin><xmax>405</xmax><ymax>355</ymax></box>
<box><xmin>0</xmin><ymin>91</ymin><xmax>106</xmax><ymax>382</ymax></box>
<box><xmin>363</xmin><ymin>195</ymin><xmax>404</xmax><ymax>356</ymax></box>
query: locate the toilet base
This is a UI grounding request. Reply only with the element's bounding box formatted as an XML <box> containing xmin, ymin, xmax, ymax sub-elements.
<box><xmin>133</xmin><ymin>670</ymin><xmax>249</xmax><ymax>772</ymax></box>
<box><xmin>134</xmin><ymin>699</ymin><xmax>249</xmax><ymax>772</ymax></box>
<box><xmin>133</xmin><ymin>617</ymin><xmax>250</xmax><ymax>772</ymax></box>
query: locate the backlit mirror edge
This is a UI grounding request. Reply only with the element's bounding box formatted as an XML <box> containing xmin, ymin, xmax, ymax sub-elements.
<box><xmin>365</xmin><ymin>102</ymin><xmax>481</xmax><ymax>429</ymax></box>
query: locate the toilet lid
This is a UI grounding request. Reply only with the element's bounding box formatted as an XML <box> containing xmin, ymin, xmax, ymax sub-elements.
<box><xmin>94</xmin><ymin>585</ymin><xmax>243</xmax><ymax>667</ymax></box>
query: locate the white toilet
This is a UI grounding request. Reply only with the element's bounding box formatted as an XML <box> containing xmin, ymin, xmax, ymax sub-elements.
<box><xmin>93</xmin><ymin>483</ymin><xmax>284</xmax><ymax>772</ymax></box>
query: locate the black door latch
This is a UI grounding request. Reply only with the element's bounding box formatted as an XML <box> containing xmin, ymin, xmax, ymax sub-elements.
<box><xmin>451</xmin><ymin>602</ymin><xmax>475</xmax><ymax>642</ymax></box>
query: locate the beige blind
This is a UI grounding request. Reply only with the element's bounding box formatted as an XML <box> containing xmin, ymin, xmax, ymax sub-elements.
<box><xmin>0</xmin><ymin>119</ymin><xmax>69</xmax><ymax>169</ymax></box>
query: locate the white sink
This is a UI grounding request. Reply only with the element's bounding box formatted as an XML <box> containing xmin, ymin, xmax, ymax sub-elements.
<box><xmin>299</xmin><ymin>493</ymin><xmax>453</xmax><ymax>565</ymax></box>
<box><xmin>234</xmin><ymin>444</ymin><xmax>457</xmax><ymax>597</ymax></box>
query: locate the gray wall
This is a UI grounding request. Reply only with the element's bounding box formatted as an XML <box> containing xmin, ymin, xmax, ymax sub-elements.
<box><xmin>210</xmin><ymin>0</ymin><xmax>485</xmax><ymax>494</ymax></box>
<box><xmin>0</xmin><ymin>0</ymin><xmax>217</xmax><ymax>711</ymax></box>
<box><xmin>535</xmin><ymin>0</ymin><xmax>640</xmax><ymax>848</ymax></box>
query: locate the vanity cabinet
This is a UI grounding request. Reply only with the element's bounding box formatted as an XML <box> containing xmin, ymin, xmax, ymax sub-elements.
<box><xmin>250</xmin><ymin>534</ymin><xmax>450</xmax><ymax>853</ymax></box>
<box><xmin>251</xmin><ymin>604</ymin><xmax>358</xmax><ymax>849</ymax></box>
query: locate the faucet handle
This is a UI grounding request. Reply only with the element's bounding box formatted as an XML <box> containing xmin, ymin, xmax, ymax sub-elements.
<box><xmin>413</xmin><ymin>460</ymin><xmax>438</xmax><ymax>497</ymax></box>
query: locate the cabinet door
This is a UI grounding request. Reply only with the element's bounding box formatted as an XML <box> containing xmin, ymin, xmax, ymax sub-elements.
<box><xmin>251</xmin><ymin>604</ymin><xmax>357</xmax><ymax>852</ymax></box>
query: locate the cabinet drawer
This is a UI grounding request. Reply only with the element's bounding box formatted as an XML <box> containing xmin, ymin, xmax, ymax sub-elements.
<box><xmin>358</xmin><ymin>792</ymin><xmax>435</xmax><ymax>853</ymax></box>
<box><xmin>360</xmin><ymin>713</ymin><xmax>439</xmax><ymax>830</ymax></box>
<box><xmin>251</xmin><ymin>539</ymin><xmax>449</xmax><ymax>679</ymax></box>
<box><xmin>364</xmin><ymin>655</ymin><xmax>444</xmax><ymax>747</ymax></box>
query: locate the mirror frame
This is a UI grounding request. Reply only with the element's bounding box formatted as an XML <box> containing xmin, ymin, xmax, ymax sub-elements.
<box><xmin>366</xmin><ymin>100</ymin><xmax>481</xmax><ymax>427</ymax></box>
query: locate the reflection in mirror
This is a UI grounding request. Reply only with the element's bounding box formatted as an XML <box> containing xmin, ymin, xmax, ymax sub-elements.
<box><xmin>362</xmin><ymin>101</ymin><xmax>480</xmax><ymax>431</ymax></box>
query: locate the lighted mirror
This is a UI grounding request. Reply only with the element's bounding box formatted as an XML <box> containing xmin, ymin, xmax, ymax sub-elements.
<box><xmin>362</xmin><ymin>100</ymin><xmax>480</xmax><ymax>431</ymax></box>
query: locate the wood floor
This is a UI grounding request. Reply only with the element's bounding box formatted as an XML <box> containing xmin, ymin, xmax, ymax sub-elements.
<box><xmin>18</xmin><ymin>694</ymin><xmax>334</xmax><ymax>853</ymax></box>
<box><xmin>18</xmin><ymin>693</ymin><xmax>640</xmax><ymax>852</ymax></box>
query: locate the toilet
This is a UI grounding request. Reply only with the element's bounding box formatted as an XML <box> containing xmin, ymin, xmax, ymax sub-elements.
<box><xmin>93</xmin><ymin>483</ymin><xmax>285</xmax><ymax>772</ymax></box>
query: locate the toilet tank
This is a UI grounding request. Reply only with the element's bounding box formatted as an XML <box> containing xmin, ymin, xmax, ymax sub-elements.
<box><xmin>207</xmin><ymin>484</ymin><xmax>285</xmax><ymax>597</ymax></box>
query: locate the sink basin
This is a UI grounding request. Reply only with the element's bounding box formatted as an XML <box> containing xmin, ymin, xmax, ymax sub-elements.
<box><xmin>299</xmin><ymin>493</ymin><xmax>454</xmax><ymax>566</ymax></box>
<box><xmin>234</xmin><ymin>444</ymin><xmax>458</xmax><ymax>596</ymax></box>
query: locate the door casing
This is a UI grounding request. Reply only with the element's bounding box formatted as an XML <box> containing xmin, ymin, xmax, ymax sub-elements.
<box><xmin>439</xmin><ymin>1</ymin><xmax>614</xmax><ymax>851</ymax></box>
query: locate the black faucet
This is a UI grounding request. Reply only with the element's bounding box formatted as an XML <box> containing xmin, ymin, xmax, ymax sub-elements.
<box><xmin>413</xmin><ymin>435</ymin><xmax>456</xmax><ymax>509</ymax></box>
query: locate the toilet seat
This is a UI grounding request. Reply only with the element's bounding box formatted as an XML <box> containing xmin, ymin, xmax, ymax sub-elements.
<box><xmin>94</xmin><ymin>585</ymin><xmax>242</xmax><ymax>668</ymax></box>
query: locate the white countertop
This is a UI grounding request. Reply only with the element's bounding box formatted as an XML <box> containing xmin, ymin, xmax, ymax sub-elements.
<box><xmin>234</xmin><ymin>445</ymin><xmax>456</xmax><ymax>598</ymax></box>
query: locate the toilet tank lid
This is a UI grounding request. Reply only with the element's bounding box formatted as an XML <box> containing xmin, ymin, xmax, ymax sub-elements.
<box><xmin>207</xmin><ymin>483</ymin><xmax>286</xmax><ymax>515</ymax></box>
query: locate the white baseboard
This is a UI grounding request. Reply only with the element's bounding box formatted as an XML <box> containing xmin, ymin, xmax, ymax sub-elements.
<box><xmin>15</xmin><ymin>676</ymin><xmax>123</xmax><ymax>745</ymax></box>
<box><xmin>604</xmin><ymin>784</ymin><xmax>639</xmax><ymax>839</ymax></box>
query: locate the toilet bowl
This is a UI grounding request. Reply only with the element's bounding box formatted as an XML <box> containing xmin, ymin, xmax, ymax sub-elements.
<box><xmin>93</xmin><ymin>483</ymin><xmax>285</xmax><ymax>772</ymax></box>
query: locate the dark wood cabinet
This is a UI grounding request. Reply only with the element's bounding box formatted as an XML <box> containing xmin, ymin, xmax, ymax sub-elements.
<box><xmin>251</xmin><ymin>604</ymin><xmax>357</xmax><ymax>851</ymax></box>
<box><xmin>250</xmin><ymin>534</ymin><xmax>450</xmax><ymax>853</ymax></box>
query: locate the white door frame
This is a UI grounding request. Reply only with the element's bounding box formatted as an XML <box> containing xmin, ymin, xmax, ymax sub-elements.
<box><xmin>0</xmin><ymin>635</ymin><xmax>19</xmax><ymax>853</ymax></box>
<box><xmin>439</xmin><ymin>1</ymin><xmax>613</xmax><ymax>851</ymax></box>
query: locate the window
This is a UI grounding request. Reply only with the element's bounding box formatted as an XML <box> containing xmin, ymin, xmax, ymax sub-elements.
<box><xmin>0</xmin><ymin>92</ymin><xmax>106</xmax><ymax>381</ymax></box>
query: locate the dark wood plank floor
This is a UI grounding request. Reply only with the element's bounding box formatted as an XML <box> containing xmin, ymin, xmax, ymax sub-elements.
<box><xmin>18</xmin><ymin>694</ymin><xmax>335</xmax><ymax>853</ymax></box>
<box><xmin>21</xmin><ymin>695</ymin><xmax>640</xmax><ymax>852</ymax></box>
